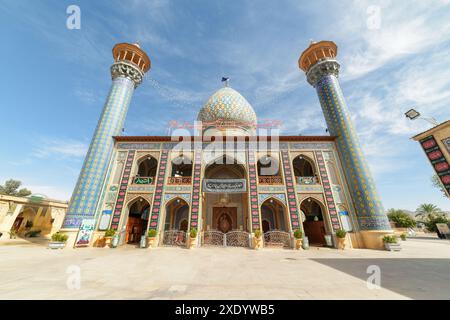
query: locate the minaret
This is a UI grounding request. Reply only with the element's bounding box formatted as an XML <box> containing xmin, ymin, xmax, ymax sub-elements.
<box><xmin>62</xmin><ymin>42</ymin><xmax>151</xmax><ymax>229</ymax></box>
<box><xmin>298</xmin><ymin>41</ymin><xmax>391</xmax><ymax>249</ymax></box>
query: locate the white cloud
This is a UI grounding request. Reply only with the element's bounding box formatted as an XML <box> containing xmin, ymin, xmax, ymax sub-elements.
<box><xmin>24</xmin><ymin>184</ymin><xmax>71</xmax><ymax>202</ymax></box>
<box><xmin>33</xmin><ymin>138</ymin><xmax>88</xmax><ymax>159</ymax></box>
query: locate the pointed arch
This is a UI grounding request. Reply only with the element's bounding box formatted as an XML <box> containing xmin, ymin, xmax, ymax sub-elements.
<box><xmin>260</xmin><ymin>197</ymin><xmax>288</xmax><ymax>232</ymax></box>
<box><xmin>300</xmin><ymin>197</ymin><xmax>329</xmax><ymax>246</ymax></box>
<box><xmin>163</xmin><ymin>197</ymin><xmax>190</xmax><ymax>232</ymax></box>
<box><xmin>204</xmin><ymin>154</ymin><xmax>246</xmax><ymax>179</ymax></box>
<box><xmin>135</xmin><ymin>154</ymin><xmax>158</xmax><ymax>178</ymax></box>
<box><xmin>292</xmin><ymin>154</ymin><xmax>319</xmax><ymax>184</ymax></box>
<box><xmin>257</xmin><ymin>154</ymin><xmax>280</xmax><ymax>177</ymax></box>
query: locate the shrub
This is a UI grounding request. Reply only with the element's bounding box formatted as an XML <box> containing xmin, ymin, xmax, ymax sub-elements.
<box><xmin>147</xmin><ymin>229</ymin><xmax>157</xmax><ymax>238</ymax></box>
<box><xmin>104</xmin><ymin>229</ymin><xmax>116</xmax><ymax>237</ymax></box>
<box><xmin>387</xmin><ymin>209</ymin><xmax>416</xmax><ymax>228</ymax></box>
<box><xmin>400</xmin><ymin>233</ymin><xmax>407</xmax><ymax>241</ymax></box>
<box><xmin>190</xmin><ymin>228</ymin><xmax>197</xmax><ymax>238</ymax></box>
<box><xmin>424</xmin><ymin>215</ymin><xmax>449</xmax><ymax>233</ymax></box>
<box><xmin>51</xmin><ymin>232</ymin><xmax>68</xmax><ymax>243</ymax></box>
<box><xmin>335</xmin><ymin>229</ymin><xmax>347</xmax><ymax>238</ymax></box>
<box><xmin>293</xmin><ymin>229</ymin><xmax>303</xmax><ymax>239</ymax></box>
<box><xmin>382</xmin><ymin>235</ymin><xmax>398</xmax><ymax>244</ymax></box>
<box><xmin>254</xmin><ymin>229</ymin><xmax>262</xmax><ymax>238</ymax></box>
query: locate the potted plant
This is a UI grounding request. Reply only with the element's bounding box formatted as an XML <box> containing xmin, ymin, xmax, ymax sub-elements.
<box><xmin>49</xmin><ymin>232</ymin><xmax>68</xmax><ymax>249</ymax></box>
<box><xmin>335</xmin><ymin>229</ymin><xmax>347</xmax><ymax>250</ymax></box>
<box><xmin>103</xmin><ymin>229</ymin><xmax>116</xmax><ymax>247</ymax></box>
<box><xmin>383</xmin><ymin>235</ymin><xmax>401</xmax><ymax>251</ymax></box>
<box><xmin>189</xmin><ymin>228</ymin><xmax>197</xmax><ymax>249</ymax></box>
<box><xmin>294</xmin><ymin>229</ymin><xmax>303</xmax><ymax>250</ymax></box>
<box><xmin>253</xmin><ymin>229</ymin><xmax>262</xmax><ymax>250</ymax></box>
<box><xmin>147</xmin><ymin>229</ymin><xmax>158</xmax><ymax>248</ymax></box>
<box><xmin>400</xmin><ymin>233</ymin><xmax>407</xmax><ymax>241</ymax></box>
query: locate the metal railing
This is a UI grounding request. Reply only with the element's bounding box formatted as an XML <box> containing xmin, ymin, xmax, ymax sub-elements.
<box><xmin>167</xmin><ymin>176</ymin><xmax>192</xmax><ymax>185</ymax></box>
<box><xmin>263</xmin><ymin>230</ymin><xmax>291</xmax><ymax>248</ymax></box>
<box><xmin>258</xmin><ymin>176</ymin><xmax>283</xmax><ymax>185</ymax></box>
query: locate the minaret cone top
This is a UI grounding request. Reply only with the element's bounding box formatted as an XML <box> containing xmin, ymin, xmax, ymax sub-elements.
<box><xmin>298</xmin><ymin>40</ymin><xmax>337</xmax><ymax>73</ymax></box>
<box><xmin>112</xmin><ymin>42</ymin><xmax>151</xmax><ymax>73</ymax></box>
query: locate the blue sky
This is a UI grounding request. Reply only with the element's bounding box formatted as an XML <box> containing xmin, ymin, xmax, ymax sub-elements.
<box><xmin>1</xmin><ymin>0</ymin><xmax>449</xmax><ymax>211</ymax></box>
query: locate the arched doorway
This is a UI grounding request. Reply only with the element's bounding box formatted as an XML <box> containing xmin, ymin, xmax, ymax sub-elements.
<box><xmin>261</xmin><ymin>198</ymin><xmax>290</xmax><ymax>247</ymax></box>
<box><xmin>125</xmin><ymin>197</ymin><xmax>150</xmax><ymax>244</ymax></box>
<box><xmin>203</xmin><ymin>155</ymin><xmax>248</xmax><ymax>234</ymax></box>
<box><xmin>261</xmin><ymin>198</ymin><xmax>287</xmax><ymax>231</ymax></box>
<box><xmin>163</xmin><ymin>198</ymin><xmax>189</xmax><ymax>246</ymax></box>
<box><xmin>164</xmin><ymin>198</ymin><xmax>189</xmax><ymax>231</ymax></box>
<box><xmin>301</xmin><ymin>198</ymin><xmax>327</xmax><ymax>246</ymax></box>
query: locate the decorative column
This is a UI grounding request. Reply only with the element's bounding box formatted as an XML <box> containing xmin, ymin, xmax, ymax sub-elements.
<box><xmin>62</xmin><ymin>43</ymin><xmax>151</xmax><ymax>230</ymax></box>
<box><xmin>298</xmin><ymin>41</ymin><xmax>391</xmax><ymax>249</ymax></box>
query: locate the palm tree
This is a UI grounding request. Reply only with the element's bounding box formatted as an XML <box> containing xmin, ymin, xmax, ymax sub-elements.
<box><xmin>415</xmin><ymin>203</ymin><xmax>442</xmax><ymax>222</ymax></box>
<box><xmin>415</xmin><ymin>203</ymin><xmax>448</xmax><ymax>236</ymax></box>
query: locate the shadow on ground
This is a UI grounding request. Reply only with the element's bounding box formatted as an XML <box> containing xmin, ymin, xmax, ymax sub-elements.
<box><xmin>311</xmin><ymin>258</ymin><xmax>450</xmax><ymax>299</ymax></box>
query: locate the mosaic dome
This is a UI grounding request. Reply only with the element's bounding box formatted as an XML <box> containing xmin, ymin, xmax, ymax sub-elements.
<box><xmin>197</xmin><ymin>87</ymin><xmax>257</xmax><ymax>128</ymax></box>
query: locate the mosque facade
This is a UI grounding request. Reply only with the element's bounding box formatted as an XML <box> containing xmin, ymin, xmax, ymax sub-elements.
<box><xmin>60</xmin><ymin>41</ymin><xmax>391</xmax><ymax>250</ymax></box>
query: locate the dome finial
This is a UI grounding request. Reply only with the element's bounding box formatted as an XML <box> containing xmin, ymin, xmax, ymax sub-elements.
<box><xmin>221</xmin><ymin>77</ymin><xmax>230</xmax><ymax>87</ymax></box>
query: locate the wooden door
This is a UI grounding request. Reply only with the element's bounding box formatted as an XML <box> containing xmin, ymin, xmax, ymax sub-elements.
<box><xmin>12</xmin><ymin>217</ymin><xmax>23</xmax><ymax>231</ymax></box>
<box><xmin>213</xmin><ymin>207</ymin><xmax>237</xmax><ymax>233</ymax></box>
<box><xmin>303</xmin><ymin>221</ymin><xmax>326</xmax><ymax>245</ymax></box>
<box><xmin>126</xmin><ymin>217</ymin><xmax>143</xmax><ymax>243</ymax></box>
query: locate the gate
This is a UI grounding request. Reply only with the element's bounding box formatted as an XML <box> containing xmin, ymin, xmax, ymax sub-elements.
<box><xmin>226</xmin><ymin>230</ymin><xmax>250</xmax><ymax>247</ymax></box>
<box><xmin>202</xmin><ymin>230</ymin><xmax>250</xmax><ymax>247</ymax></box>
<box><xmin>202</xmin><ymin>230</ymin><xmax>225</xmax><ymax>246</ymax></box>
<box><xmin>264</xmin><ymin>230</ymin><xmax>291</xmax><ymax>248</ymax></box>
<box><xmin>162</xmin><ymin>230</ymin><xmax>187</xmax><ymax>247</ymax></box>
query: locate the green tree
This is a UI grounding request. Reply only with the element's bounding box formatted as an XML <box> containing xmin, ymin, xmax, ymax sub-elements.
<box><xmin>415</xmin><ymin>203</ymin><xmax>449</xmax><ymax>233</ymax></box>
<box><xmin>431</xmin><ymin>174</ymin><xmax>448</xmax><ymax>198</ymax></box>
<box><xmin>387</xmin><ymin>209</ymin><xmax>416</xmax><ymax>228</ymax></box>
<box><xmin>0</xmin><ymin>179</ymin><xmax>32</xmax><ymax>197</ymax></box>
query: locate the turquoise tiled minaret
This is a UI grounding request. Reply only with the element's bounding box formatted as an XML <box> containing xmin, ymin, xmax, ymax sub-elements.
<box><xmin>299</xmin><ymin>41</ymin><xmax>390</xmax><ymax>231</ymax></box>
<box><xmin>63</xmin><ymin>43</ymin><xmax>151</xmax><ymax>228</ymax></box>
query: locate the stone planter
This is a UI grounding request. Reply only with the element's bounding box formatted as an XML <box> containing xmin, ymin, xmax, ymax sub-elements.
<box><xmin>384</xmin><ymin>242</ymin><xmax>401</xmax><ymax>251</ymax></box>
<box><xmin>324</xmin><ymin>235</ymin><xmax>333</xmax><ymax>247</ymax></box>
<box><xmin>189</xmin><ymin>236</ymin><xmax>197</xmax><ymax>249</ymax></box>
<box><xmin>302</xmin><ymin>236</ymin><xmax>309</xmax><ymax>249</ymax></box>
<box><xmin>48</xmin><ymin>241</ymin><xmax>66</xmax><ymax>249</ymax></box>
<box><xmin>111</xmin><ymin>235</ymin><xmax>119</xmax><ymax>248</ymax></box>
<box><xmin>337</xmin><ymin>237</ymin><xmax>347</xmax><ymax>250</ymax></box>
<box><xmin>295</xmin><ymin>238</ymin><xmax>303</xmax><ymax>250</ymax></box>
<box><xmin>147</xmin><ymin>237</ymin><xmax>157</xmax><ymax>248</ymax></box>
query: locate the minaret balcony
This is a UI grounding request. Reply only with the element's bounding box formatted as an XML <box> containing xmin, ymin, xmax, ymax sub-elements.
<box><xmin>167</xmin><ymin>177</ymin><xmax>192</xmax><ymax>185</ymax></box>
<box><xmin>296</xmin><ymin>176</ymin><xmax>320</xmax><ymax>185</ymax></box>
<box><xmin>258</xmin><ymin>176</ymin><xmax>283</xmax><ymax>185</ymax></box>
<box><xmin>132</xmin><ymin>176</ymin><xmax>155</xmax><ymax>185</ymax></box>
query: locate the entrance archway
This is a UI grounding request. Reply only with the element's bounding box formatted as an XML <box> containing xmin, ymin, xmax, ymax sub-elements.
<box><xmin>301</xmin><ymin>197</ymin><xmax>327</xmax><ymax>246</ymax></box>
<box><xmin>261</xmin><ymin>198</ymin><xmax>288</xmax><ymax>232</ymax></box>
<box><xmin>162</xmin><ymin>198</ymin><xmax>189</xmax><ymax>246</ymax></box>
<box><xmin>125</xmin><ymin>197</ymin><xmax>150</xmax><ymax>244</ymax></box>
<box><xmin>261</xmin><ymin>198</ymin><xmax>290</xmax><ymax>247</ymax></box>
<box><xmin>203</xmin><ymin>155</ymin><xmax>248</xmax><ymax>233</ymax></box>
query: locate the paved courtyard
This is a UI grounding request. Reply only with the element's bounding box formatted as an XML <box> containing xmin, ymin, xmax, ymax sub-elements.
<box><xmin>0</xmin><ymin>237</ymin><xmax>449</xmax><ymax>299</ymax></box>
